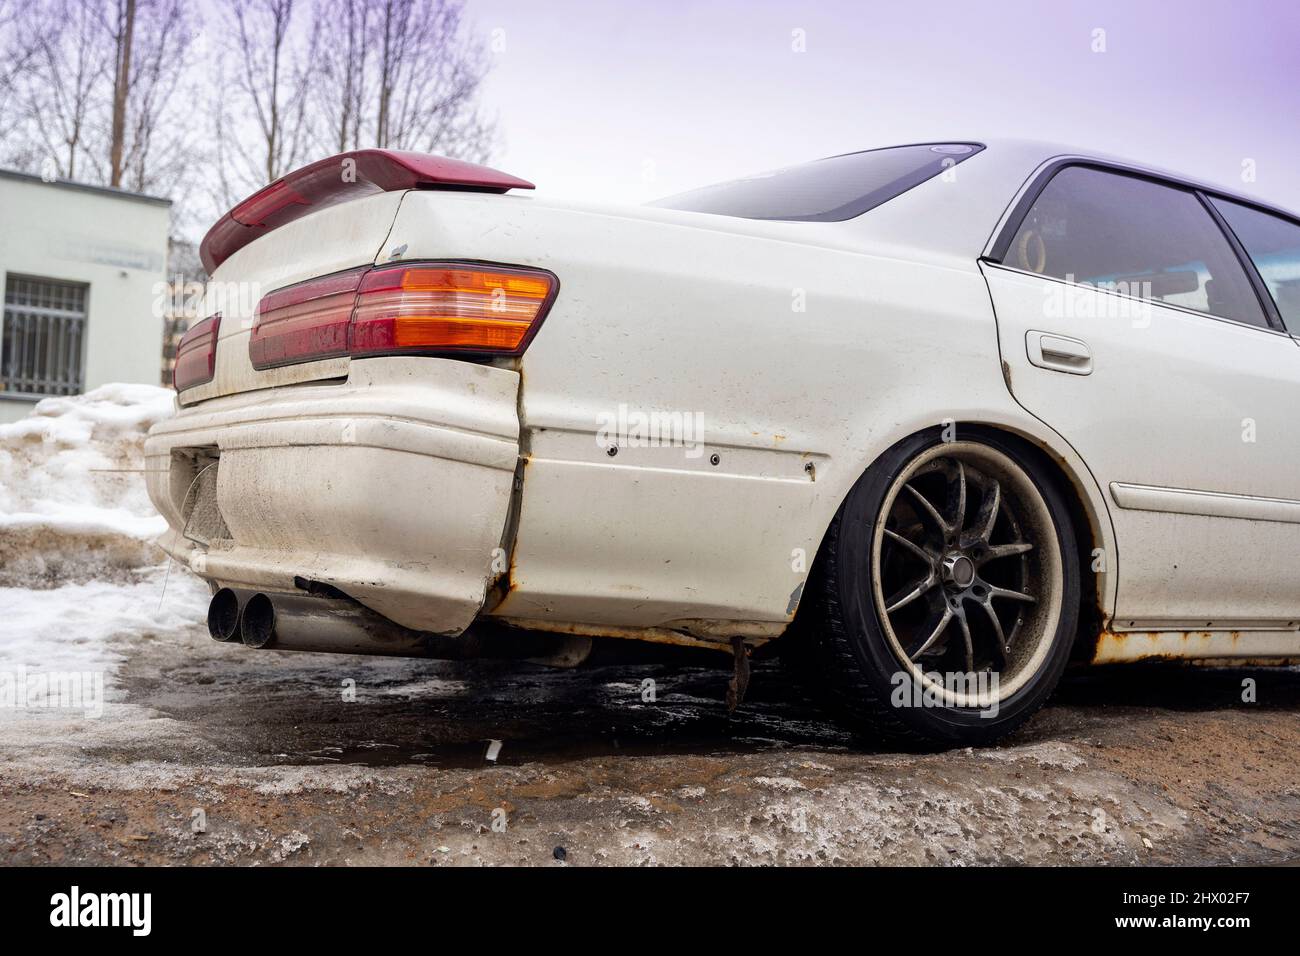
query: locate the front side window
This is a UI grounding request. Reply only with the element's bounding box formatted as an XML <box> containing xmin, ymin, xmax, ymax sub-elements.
<box><xmin>1210</xmin><ymin>197</ymin><xmax>1300</xmax><ymax>332</ymax></box>
<box><xmin>651</xmin><ymin>143</ymin><xmax>983</xmax><ymax>222</ymax></box>
<box><xmin>1</xmin><ymin>274</ymin><xmax>88</xmax><ymax>397</ymax></box>
<box><xmin>1001</xmin><ymin>166</ymin><xmax>1267</xmax><ymax>328</ymax></box>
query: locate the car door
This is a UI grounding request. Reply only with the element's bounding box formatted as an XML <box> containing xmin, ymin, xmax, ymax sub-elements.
<box><xmin>980</xmin><ymin>163</ymin><xmax>1300</xmax><ymax>630</ymax></box>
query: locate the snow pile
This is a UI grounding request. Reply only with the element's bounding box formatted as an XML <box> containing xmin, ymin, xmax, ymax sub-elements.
<box><xmin>0</xmin><ymin>571</ymin><xmax>209</xmax><ymax>683</ymax></box>
<box><xmin>0</xmin><ymin>383</ymin><xmax>208</xmax><ymax>711</ymax></box>
<box><xmin>0</xmin><ymin>384</ymin><xmax>176</xmax><ymax>587</ymax></box>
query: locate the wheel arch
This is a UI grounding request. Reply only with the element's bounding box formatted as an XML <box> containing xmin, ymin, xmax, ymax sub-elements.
<box><xmin>792</xmin><ymin>420</ymin><xmax>1114</xmax><ymax>659</ymax></box>
<box><xmin>961</xmin><ymin>423</ymin><xmax>1110</xmax><ymax>660</ymax></box>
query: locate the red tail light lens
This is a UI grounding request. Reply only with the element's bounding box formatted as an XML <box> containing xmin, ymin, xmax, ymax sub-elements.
<box><xmin>249</xmin><ymin>267</ymin><xmax>367</xmax><ymax>370</ymax></box>
<box><xmin>173</xmin><ymin>313</ymin><xmax>221</xmax><ymax>391</ymax></box>
<box><xmin>249</xmin><ymin>262</ymin><xmax>557</xmax><ymax>370</ymax></box>
<box><xmin>231</xmin><ymin>179</ymin><xmax>313</xmax><ymax>228</ymax></box>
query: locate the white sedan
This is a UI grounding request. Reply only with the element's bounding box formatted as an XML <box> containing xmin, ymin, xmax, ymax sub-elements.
<box><xmin>147</xmin><ymin>141</ymin><xmax>1300</xmax><ymax>745</ymax></box>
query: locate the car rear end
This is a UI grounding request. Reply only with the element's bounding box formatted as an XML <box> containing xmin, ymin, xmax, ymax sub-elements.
<box><xmin>145</xmin><ymin>151</ymin><xmax>550</xmax><ymax>635</ymax></box>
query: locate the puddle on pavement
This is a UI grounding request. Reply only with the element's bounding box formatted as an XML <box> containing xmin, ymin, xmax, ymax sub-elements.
<box><xmin>268</xmin><ymin>665</ymin><xmax>853</xmax><ymax>768</ymax></box>
<box><xmin>279</xmin><ymin>727</ymin><xmax>840</xmax><ymax>769</ymax></box>
<box><xmin>122</xmin><ymin>653</ymin><xmax>854</xmax><ymax>769</ymax></box>
<box><xmin>123</xmin><ymin>636</ymin><xmax>1300</xmax><ymax>771</ymax></box>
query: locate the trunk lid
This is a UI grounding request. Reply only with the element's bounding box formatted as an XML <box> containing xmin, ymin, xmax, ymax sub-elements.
<box><xmin>180</xmin><ymin>150</ymin><xmax>535</xmax><ymax>404</ymax></box>
<box><xmin>189</xmin><ymin>190</ymin><xmax>406</xmax><ymax>402</ymax></box>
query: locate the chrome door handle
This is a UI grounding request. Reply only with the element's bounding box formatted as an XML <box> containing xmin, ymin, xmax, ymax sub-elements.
<box><xmin>1026</xmin><ymin>331</ymin><xmax>1092</xmax><ymax>375</ymax></box>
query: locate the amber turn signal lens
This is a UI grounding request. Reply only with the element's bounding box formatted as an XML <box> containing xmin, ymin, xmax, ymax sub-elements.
<box><xmin>349</xmin><ymin>264</ymin><xmax>557</xmax><ymax>356</ymax></box>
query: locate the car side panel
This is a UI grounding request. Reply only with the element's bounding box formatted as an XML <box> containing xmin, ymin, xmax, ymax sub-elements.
<box><xmin>985</xmin><ymin>263</ymin><xmax>1300</xmax><ymax>629</ymax></box>
<box><xmin>381</xmin><ymin>192</ymin><xmax>1118</xmax><ymax>638</ymax></box>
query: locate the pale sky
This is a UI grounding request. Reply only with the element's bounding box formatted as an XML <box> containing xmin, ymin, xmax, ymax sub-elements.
<box><xmin>465</xmin><ymin>0</ymin><xmax>1300</xmax><ymax>212</ymax></box>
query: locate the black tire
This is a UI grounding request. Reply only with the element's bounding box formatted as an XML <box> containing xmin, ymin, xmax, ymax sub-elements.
<box><xmin>805</xmin><ymin>428</ymin><xmax>1080</xmax><ymax>748</ymax></box>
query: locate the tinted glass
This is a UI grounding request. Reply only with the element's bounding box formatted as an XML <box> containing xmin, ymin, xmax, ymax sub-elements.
<box><xmin>1211</xmin><ymin>197</ymin><xmax>1300</xmax><ymax>331</ymax></box>
<box><xmin>651</xmin><ymin>143</ymin><xmax>983</xmax><ymax>222</ymax></box>
<box><xmin>1003</xmin><ymin>166</ymin><xmax>1267</xmax><ymax>327</ymax></box>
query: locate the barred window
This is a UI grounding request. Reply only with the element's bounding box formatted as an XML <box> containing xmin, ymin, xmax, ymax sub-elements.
<box><xmin>2</xmin><ymin>274</ymin><xmax>88</xmax><ymax>397</ymax></box>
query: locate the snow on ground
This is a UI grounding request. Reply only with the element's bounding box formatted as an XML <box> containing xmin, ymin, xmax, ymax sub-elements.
<box><xmin>0</xmin><ymin>385</ymin><xmax>208</xmax><ymax>696</ymax></box>
<box><xmin>0</xmin><ymin>384</ymin><xmax>176</xmax><ymax>588</ymax></box>
<box><xmin>0</xmin><ymin>571</ymin><xmax>209</xmax><ymax>684</ymax></box>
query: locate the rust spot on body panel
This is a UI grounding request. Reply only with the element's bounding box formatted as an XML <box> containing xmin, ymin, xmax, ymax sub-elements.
<box><xmin>1092</xmin><ymin>627</ymin><xmax>1296</xmax><ymax>665</ymax></box>
<box><xmin>492</xmin><ymin>617</ymin><xmax>734</xmax><ymax>653</ymax></box>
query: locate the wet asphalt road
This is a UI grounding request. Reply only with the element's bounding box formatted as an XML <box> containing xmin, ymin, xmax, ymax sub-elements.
<box><xmin>2</xmin><ymin>606</ymin><xmax>1299</xmax><ymax>866</ymax></box>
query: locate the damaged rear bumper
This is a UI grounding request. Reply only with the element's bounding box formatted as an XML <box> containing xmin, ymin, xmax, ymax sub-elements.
<box><xmin>144</xmin><ymin>356</ymin><xmax>519</xmax><ymax>634</ymax></box>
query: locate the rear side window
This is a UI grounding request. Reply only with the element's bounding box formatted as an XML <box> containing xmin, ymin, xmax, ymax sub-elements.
<box><xmin>651</xmin><ymin>143</ymin><xmax>984</xmax><ymax>222</ymax></box>
<box><xmin>1001</xmin><ymin>166</ymin><xmax>1267</xmax><ymax>328</ymax></box>
<box><xmin>1210</xmin><ymin>197</ymin><xmax>1300</xmax><ymax>331</ymax></box>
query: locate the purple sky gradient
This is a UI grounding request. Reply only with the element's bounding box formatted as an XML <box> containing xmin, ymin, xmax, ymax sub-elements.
<box><xmin>468</xmin><ymin>0</ymin><xmax>1300</xmax><ymax>211</ymax></box>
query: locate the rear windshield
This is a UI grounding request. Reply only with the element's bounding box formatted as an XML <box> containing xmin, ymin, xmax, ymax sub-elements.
<box><xmin>651</xmin><ymin>143</ymin><xmax>984</xmax><ymax>222</ymax></box>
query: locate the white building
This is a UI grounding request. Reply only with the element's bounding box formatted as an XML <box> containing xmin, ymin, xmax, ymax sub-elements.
<box><xmin>0</xmin><ymin>170</ymin><xmax>171</xmax><ymax>423</ymax></box>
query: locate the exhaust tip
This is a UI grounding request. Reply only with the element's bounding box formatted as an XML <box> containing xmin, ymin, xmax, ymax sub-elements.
<box><xmin>240</xmin><ymin>592</ymin><xmax>277</xmax><ymax>649</ymax></box>
<box><xmin>207</xmin><ymin>588</ymin><xmax>243</xmax><ymax>642</ymax></box>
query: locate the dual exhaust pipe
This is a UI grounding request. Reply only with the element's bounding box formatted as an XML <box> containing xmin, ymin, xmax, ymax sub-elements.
<box><xmin>206</xmin><ymin>586</ymin><xmax>583</xmax><ymax>661</ymax></box>
<box><xmin>207</xmin><ymin>587</ymin><xmax>440</xmax><ymax>656</ymax></box>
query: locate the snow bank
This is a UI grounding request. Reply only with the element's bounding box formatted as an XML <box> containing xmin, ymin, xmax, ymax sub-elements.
<box><xmin>0</xmin><ymin>570</ymin><xmax>209</xmax><ymax>682</ymax></box>
<box><xmin>0</xmin><ymin>384</ymin><xmax>208</xmax><ymax>696</ymax></box>
<box><xmin>0</xmin><ymin>384</ymin><xmax>176</xmax><ymax>587</ymax></box>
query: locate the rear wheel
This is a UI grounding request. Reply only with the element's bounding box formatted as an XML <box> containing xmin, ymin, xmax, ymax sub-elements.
<box><xmin>807</xmin><ymin>430</ymin><xmax>1079</xmax><ymax>747</ymax></box>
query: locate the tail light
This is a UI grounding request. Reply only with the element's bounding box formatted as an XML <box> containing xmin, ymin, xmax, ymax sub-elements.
<box><xmin>250</xmin><ymin>262</ymin><xmax>558</xmax><ymax>370</ymax></box>
<box><xmin>249</xmin><ymin>267</ymin><xmax>367</xmax><ymax>369</ymax></box>
<box><xmin>350</xmin><ymin>265</ymin><xmax>555</xmax><ymax>356</ymax></box>
<box><xmin>173</xmin><ymin>314</ymin><xmax>221</xmax><ymax>391</ymax></box>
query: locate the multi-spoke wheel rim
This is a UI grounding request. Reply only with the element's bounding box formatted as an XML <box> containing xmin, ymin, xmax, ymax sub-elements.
<box><xmin>870</xmin><ymin>441</ymin><xmax>1064</xmax><ymax>707</ymax></box>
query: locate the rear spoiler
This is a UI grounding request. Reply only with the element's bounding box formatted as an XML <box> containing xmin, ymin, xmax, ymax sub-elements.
<box><xmin>199</xmin><ymin>149</ymin><xmax>535</xmax><ymax>274</ymax></box>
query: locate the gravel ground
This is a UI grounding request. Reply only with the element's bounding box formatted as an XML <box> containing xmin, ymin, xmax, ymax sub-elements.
<box><xmin>2</xmin><ymin>604</ymin><xmax>1298</xmax><ymax>866</ymax></box>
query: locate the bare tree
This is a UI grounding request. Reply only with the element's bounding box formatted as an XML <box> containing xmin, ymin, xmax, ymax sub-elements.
<box><xmin>0</xmin><ymin>1</ymin><xmax>52</xmax><ymax>137</ymax></box>
<box><xmin>315</xmin><ymin>0</ymin><xmax>374</xmax><ymax>153</ymax></box>
<box><xmin>14</xmin><ymin>0</ymin><xmax>112</xmax><ymax>181</ymax></box>
<box><xmin>375</xmin><ymin>0</ymin><xmax>492</xmax><ymax>159</ymax></box>
<box><xmin>116</xmin><ymin>0</ymin><xmax>197</xmax><ymax>193</ymax></box>
<box><xmin>215</xmin><ymin>0</ymin><xmax>318</xmax><ymax>198</ymax></box>
<box><xmin>311</xmin><ymin>0</ymin><xmax>494</xmax><ymax>162</ymax></box>
<box><xmin>4</xmin><ymin>0</ymin><xmax>497</xmax><ymax>236</ymax></box>
<box><xmin>107</xmin><ymin>0</ymin><xmax>136</xmax><ymax>186</ymax></box>
<box><xmin>4</xmin><ymin>0</ymin><xmax>194</xmax><ymax>195</ymax></box>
